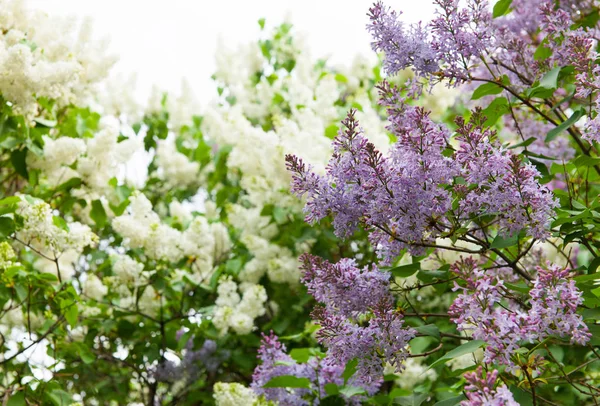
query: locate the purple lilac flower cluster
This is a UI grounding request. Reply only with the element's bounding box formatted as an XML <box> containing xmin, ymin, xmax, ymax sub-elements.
<box><xmin>367</xmin><ymin>2</ymin><xmax>437</xmax><ymax>79</ymax></box>
<box><xmin>286</xmin><ymin>85</ymin><xmax>556</xmax><ymax>264</ymax></box>
<box><xmin>301</xmin><ymin>255</ymin><xmax>414</xmax><ymax>392</ymax></box>
<box><xmin>367</xmin><ymin>0</ymin><xmax>490</xmax><ymax>85</ymax></box>
<box><xmin>449</xmin><ymin>258</ymin><xmax>591</xmax><ymax>371</ymax></box>
<box><xmin>461</xmin><ymin>367</ymin><xmax>518</xmax><ymax>406</ymax></box>
<box><xmin>301</xmin><ymin>254</ymin><xmax>392</xmax><ymax>317</ymax></box>
<box><xmin>154</xmin><ymin>338</ymin><xmax>227</xmax><ymax>383</ymax></box>
<box><xmin>251</xmin><ymin>332</ymin><xmax>348</xmax><ymax>405</ymax></box>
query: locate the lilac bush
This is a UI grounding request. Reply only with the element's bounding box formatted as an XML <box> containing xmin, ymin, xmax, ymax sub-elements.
<box><xmin>266</xmin><ymin>0</ymin><xmax>600</xmax><ymax>404</ymax></box>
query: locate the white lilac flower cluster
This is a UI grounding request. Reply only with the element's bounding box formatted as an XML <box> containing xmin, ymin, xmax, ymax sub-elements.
<box><xmin>112</xmin><ymin>192</ymin><xmax>230</xmax><ymax>282</ymax></box>
<box><xmin>213</xmin><ymin>382</ymin><xmax>271</xmax><ymax>406</ymax></box>
<box><xmin>211</xmin><ymin>276</ymin><xmax>268</xmax><ymax>335</ymax></box>
<box><xmin>27</xmin><ymin>117</ymin><xmax>143</xmax><ymax>196</ymax></box>
<box><xmin>0</xmin><ymin>0</ymin><xmax>117</xmax><ymax>119</ymax></box>
<box><xmin>15</xmin><ymin>197</ymin><xmax>98</xmax><ymax>280</ymax></box>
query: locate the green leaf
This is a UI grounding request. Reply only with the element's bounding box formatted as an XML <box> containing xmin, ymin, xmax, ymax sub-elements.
<box><xmin>90</xmin><ymin>200</ymin><xmax>107</xmax><ymax>228</ymax></box>
<box><xmin>7</xmin><ymin>392</ymin><xmax>25</xmax><ymax>406</ymax></box>
<box><xmin>538</xmin><ymin>67</ymin><xmax>562</xmax><ymax>90</ymax></box>
<box><xmin>342</xmin><ymin>358</ymin><xmax>359</xmax><ymax>384</ymax></box>
<box><xmin>0</xmin><ymin>217</ymin><xmax>16</xmax><ymax>238</ymax></box>
<box><xmin>289</xmin><ymin>348</ymin><xmax>311</xmax><ymax>363</ymax></box>
<box><xmin>10</xmin><ymin>148</ymin><xmax>28</xmax><ymax>179</ymax></box>
<box><xmin>395</xmin><ymin>393</ymin><xmax>429</xmax><ymax>406</ymax></box>
<box><xmin>508</xmin><ymin>136</ymin><xmax>536</xmax><ymax>150</ymax></box>
<box><xmin>45</xmin><ymin>389</ymin><xmax>72</xmax><ymax>406</ymax></box>
<box><xmin>263</xmin><ymin>375</ymin><xmax>311</xmax><ymax>389</ymax></box>
<box><xmin>490</xmin><ymin>233</ymin><xmax>518</xmax><ymax>249</ymax></box>
<box><xmin>414</xmin><ymin>324</ymin><xmax>441</xmax><ymax>340</ymax></box>
<box><xmin>529</xmin><ymin>157</ymin><xmax>549</xmax><ymax>177</ymax></box>
<box><xmin>0</xmin><ymin>196</ymin><xmax>21</xmax><ymax>206</ymax></box>
<box><xmin>52</xmin><ymin>216</ymin><xmax>69</xmax><ymax>232</ymax></box>
<box><xmin>429</xmin><ymin>340</ymin><xmax>486</xmax><ymax>368</ymax></box>
<box><xmin>64</xmin><ymin>303</ymin><xmax>79</xmax><ymax>327</ymax></box>
<box><xmin>76</xmin><ymin>343</ymin><xmax>95</xmax><ymax>364</ymax></box>
<box><xmin>589</xmin><ymin>257</ymin><xmax>600</xmax><ymax>274</ymax></box>
<box><xmin>55</xmin><ymin>177</ymin><xmax>82</xmax><ymax>192</ymax></box>
<box><xmin>493</xmin><ymin>0</ymin><xmax>513</xmax><ymax>17</ymax></box>
<box><xmin>582</xmin><ymin>307</ymin><xmax>600</xmax><ymax>320</ymax></box>
<box><xmin>334</xmin><ymin>73</ymin><xmax>348</xmax><ymax>83</ymax></box>
<box><xmin>471</xmin><ymin>82</ymin><xmax>504</xmax><ymax>100</ymax></box>
<box><xmin>324</xmin><ymin>383</ymin><xmax>339</xmax><ymax>395</ymax></box>
<box><xmin>573</xmin><ymin>155</ymin><xmax>600</xmax><ymax>167</ymax></box>
<box><xmin>434</xmin><ymin>395</ymin><xmax>467</xmax><ymax>406</ymax></box>
<box><xmin>325</xmin><ymin>124</ymin><xmax>339</xmax><ymax>139</ymax></box>
<box><xmin>258</xmin><ymin>18</ymin><xmax>266</xmax><ymax>29</ymax></box>
<box><xmin>505</xmin><ymin>282</ymin><xmax>531</xmax><ymax>294</ymax></box>
<box><xmin>546</xmin><ymin>109</ymin><xmax>584</xmax><ymax>141</ymax></box>
<box><xmin>533</xmin><ymin>41</ymin><xmax>552</xmax><ymax>61</ymax></box>
<box><xmin>338</xmin><ymin>386</ymin><xmax>366</xmax><ymax>398</ymax></box>
<box><xmin>482</xmin><ymin>97</ymin><xmax>509</xmax><ymax>126</ymax></box>
<box><xmin>388</xmin><ymin>262</ymin><xmax>420</xmax><ymax>278</ymax></box>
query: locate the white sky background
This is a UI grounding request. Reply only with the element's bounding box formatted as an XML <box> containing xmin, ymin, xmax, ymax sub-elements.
<box><xmin>28</xmin><ymin>0</ymin><xmax>436</xmax><ymax>103</ymax></box>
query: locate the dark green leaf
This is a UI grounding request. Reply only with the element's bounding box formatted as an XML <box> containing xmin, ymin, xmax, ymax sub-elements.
<box><xmin>0</xmin><ymin>217</ymin><xmax>16</xmax><ymax>238</ymax></box>
<box><xmin>589</xmin><ymin>257</ymin><xmax>600</xmax><ymax>274</ymax></box>
<box><xmin>7</xmin><ymin>392</ymin><xmax>25</xmax><ymax>406</ymax></box>
<box><xmin>10</xmin><ymin>148</ymin><xmax>28</xmax><ymax>179</ymax></box>
<box><xmin>546</xmin><ymin>109</ymin><xmax>584</xmax><ymax>141</ymax></box>
<box><xmin>434</xmin><ymin>395</ymin><xmax>467</xmax><ymax>406</ymax></box>
<box><xmin>508</xmin><ymin>137</ymin><xmax>536</xmax><ymax>150</ymax></box>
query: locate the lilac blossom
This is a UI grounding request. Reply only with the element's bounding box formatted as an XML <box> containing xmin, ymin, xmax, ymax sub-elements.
<box><xmin>251</xmin><ymin>332</ymin><xmax>314</xmax><ymax>406</ymax></box>
<box><xmin>154</xmin><ymin>338</ymin><xmax>227</xmax><ymax>383</ymax></box>
<box><xmin>367</xmin><ymin>2</ymin><xmax>437</xmax><ymax>78</ymax></box>
<box><xmin>461</xmin><ymin>367</ymin><xmax>518</xmax><ymax>406</ymax></box>
<box><xmin>300</xmin><ymin>254</ymin><xmax>392</xmax><ymax>317</ymax></box>
<box><xmin>429</xmin><ymin>0</ymin><xmax>492</xmax><ymax>83</ymax></box>
<box><xmin>287</xmin><ymin>85</ymin><xmax>556</xmax><ymax>264</ymax></box>
<box><xmin>251</xmin><ymin>332</ymin><xmax>360</xmax><ymax>405</ymax></box>
<box><xmin>368</xmin><ymin>0</ymin><xmax>491</xmax><ymax>85</ymax></box>
<box><xmin>311</xmin><ymin>302</ymin><xmax>414</xmax><ymax>393</ymax></box>
<box><xmin>449</xmin><ymin>258</ymin><xmax>591</xmax><ymax>371</ymax></box>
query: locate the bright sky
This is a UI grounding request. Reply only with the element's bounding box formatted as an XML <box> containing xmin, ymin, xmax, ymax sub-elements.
<box><xmin>28</xmin><ymin>0</ymin><xmax>436</xmax><ymax>103</ymax></box>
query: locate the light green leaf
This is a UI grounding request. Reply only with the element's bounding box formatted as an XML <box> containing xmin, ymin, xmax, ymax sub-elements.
<box><xmin>388</xmin><ymin>262</ymin><xmax>420</xmax><ymax>278</ymax></box>
<box><xmin>429</xmin><ymin>340</ymin><xmax>486</xmax><ymax>368</ymax></box>
<box><xmin>263</xmin><ymin>375</ymin><xmax>311</xmax><ymax>389</ymax></box>
<box><xmin>493</xmin><ymin>0</ymin><xmax>513</xmax><ymax>17</ymax></box>
<box><xmin>90</xmin><ymin>199</ymin><xmax>107</xmax><ymax>228</ymax></box>
<box><xmin>490</xmin><ymin>233</ymin><xmax>519</xmax><ymax>249</ymax></box>
<box><xmin>471</xmin><ymin>82</ymin><xmax>503</xmax><ymax>100</ymax></box>
<box><xmin>338</xmin><ymin>386</ymin><xmax>366</xmax><ymax>398</ymax></box>
<box><xmin>342</xmin><ymin>358</ymin><xmax>359</xmax><ymax>384</ymax></box>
